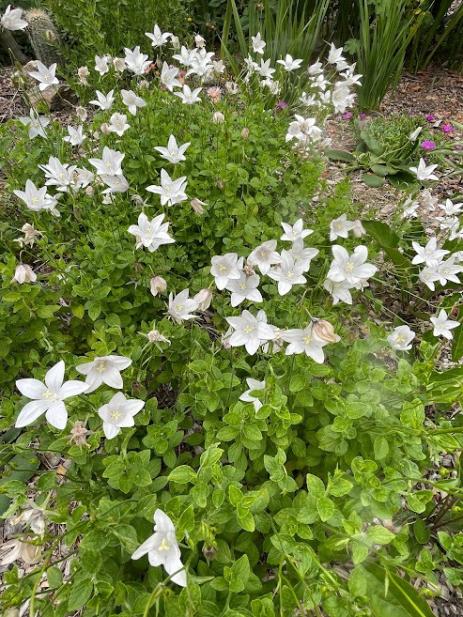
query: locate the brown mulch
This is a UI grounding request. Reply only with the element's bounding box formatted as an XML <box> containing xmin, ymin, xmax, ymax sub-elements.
<box><xmin>382</xmin><ymin>66</ymin><xmax>463</xmax><ymax>122</ymax></box>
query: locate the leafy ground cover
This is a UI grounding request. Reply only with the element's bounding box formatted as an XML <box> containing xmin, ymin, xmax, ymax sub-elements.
<box><xmin>0</xmin><ymin>11</ymin><xmax>463</xmax><ymax>617</ymax></box>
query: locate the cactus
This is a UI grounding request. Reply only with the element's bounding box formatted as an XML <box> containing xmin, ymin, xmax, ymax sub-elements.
<box><xmin>25</xmin><ymin>8</ymin><xmax>62</xmax><ymax>66</ymax></box>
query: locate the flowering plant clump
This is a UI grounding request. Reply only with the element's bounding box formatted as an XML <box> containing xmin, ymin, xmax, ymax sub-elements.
<box><xmin>0</xmin><ymin>23</ymin><xmax>462</xmax><ymax>617</ymax></box>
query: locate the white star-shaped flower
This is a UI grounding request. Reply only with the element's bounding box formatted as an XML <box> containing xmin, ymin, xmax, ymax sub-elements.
<box><xmin>76</xmin><ymin>355</ymin><xmax>132</xmax><ymax>393</ymax></box>
<box><xmin>15</xmin><ymin>361</ymin><xmax>88</xmax><ymax>429</ymax></box>
<box><xmin>430</xmin><ymin>309</ymin><xmax>460</xmax><ymax>340</ymax></box>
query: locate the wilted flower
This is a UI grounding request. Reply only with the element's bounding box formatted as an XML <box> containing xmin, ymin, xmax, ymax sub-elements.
<box><xmin>190</xmin><ymin>198</ymin><xmax>206</xmax><ymax>214</ymax></box>
<box><xmin>15</xmin><ymin>223</ymin><xmax>42</xmax><ymax>248</ymax></box>
<box><xmin>212</xmin><ymin>111</ymin><xmax>225</xmax><ymax>124</ymax></box>
<box><xmin>69</xmin><ymin>421</ymin><xmax>90</xmax><ymax>446</ymax></box>
<box><xmin>312</xmin><ymin>319</ymin><xmax>340</xmax><ymax>343</ymax></box>
<box><xmin>194</xmin><ymin>288</ymin><xmax>213</xmax><ymax>311</ymax></box>
<box><xmin>147</xmin><ymin>329</ymin><xmax>171</xmax><ymax>344</ymax></box>
<box><xmin>77</xmin><ymin>66</ymin><xmax>89</xmax><ymax>84</ymax></box>
<box><xmin>207</xmin><ymin>86</ymin><xmax>221</xmax><ymax>103</ymax></box>
<box><xmin>76</xmin><ymin>106</ymin><xmax>88</xmax><ymax>122</ymax></box>
<box><xmin>0</xmin><ymin>539</ymin><xmax>41</xmax><ymax>567</ymax></box>
<box><xmin>150</xmin><ymin>276</ymin><xmax>167</xmax><ymax>297</ymax></box>
<box><xmin>13</xmin><ymin>264</ymin><xmax>37</xmax><ymax>284</ymax></box>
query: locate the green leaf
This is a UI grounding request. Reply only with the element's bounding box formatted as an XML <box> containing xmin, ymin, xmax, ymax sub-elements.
<box><xmin>365</xmin><ymin>564</ymin><xmax>436</xmax><ymax>617</ymax></box>
<box><xmin>367</xmin><ymin>525</ymin><xmax>395</xmax><ymax>545</ymax></box>
<box><xmin>67</xmin><ymin>578</ymin><xmax>93</xmax><ymax>611</ymax></box>
<box><xmin>326</xmin><ymin>148</ymin><xmax>356</xmax><ymax>163</ymax></box>
<box><xmin>111</xmin><ymin>524</ymin><xmax>139</xmax><ymax>554</ymax></box>
<box><xmin>306</xmin><ymin>474</ymin><xmax>325</xmax><ymax>497</ymax></box>
<box><xmin>374</xmin><ymin>436</ymin><xmax>389</xmax><ymax>460</ymax></box>
<box><xmin>317</xmin><ymin>496</ymin><xmax>335</xmax><ymax>522</ymax></box>
<box><xmin>451</xmin><ymin>306</ymin><xmax>463</xmax><ymax>361</ymax></box>
<box><xmin>363</xmin><ymin>173</ymin><xmax>385</xmax><ymax>187</ymax></box>
<box><xmin>168</xmin><ymin>465</ymin><xmax>197</xmax><ymax>484</ymax></box>
<box><xmin>362</xmin><ymin>220</ymin><xmax>410</xmax><ymax>268</ymax></box>
<box><xmin>229</xmin><ymin>554</ymin><xmax>250</xmax><ymax>593</ymax></box>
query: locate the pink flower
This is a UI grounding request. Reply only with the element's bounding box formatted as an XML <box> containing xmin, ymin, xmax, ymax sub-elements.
<box><xmin>421</xmin><ymin>140</ymin><xmax>436</xmax><ymax>151</ymax></box>
<box><xmin>342</xmin><ymin>111</ymin><xmax>353</xmax><ymax>120</ymax></box>
<box><xmin>442</xmin><ymin>123</ymin><xmax>454</xmax><ymax>134</ymax></box>
<box><xmin>359</xmin><ymin>112</ymin><xmax>367</xmax><ymax>120</ymax></box>
<box><xmin>425</xmin><ymin>114</ymin><xmax>436</xmax><ymax>122</ymax></box>
<box><xmin>275</xmin><ymin>100</ymin><xmax>288</xmax><ymax>111</ymax></box>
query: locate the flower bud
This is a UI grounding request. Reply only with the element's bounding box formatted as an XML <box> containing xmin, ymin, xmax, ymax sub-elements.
<box><xmin>241</xmin><ymin>127</ymin><xmax>250</xmax><ymax>140</ymax></box>
<box><xmin>150</xmin><ymin>276</ymin><xmax>167</xmax><ymax>297</ymax></box>
<box><xmin>212</xmin><ymin>111</ymin><xmax>225</xmax><ymax>124</ymax></box>
<box><xmin>194</xmin><ymin>288</ymin><xmax>212</xmax><ymax>311</ymax></box>
<box><xmin>352</xmin><ymin>220</ymin><xmax>366</xmax><ymax>237</ymax></box>
<box><xmin>100</xmin><ymin>122</ymin><xmax>111</xmax><ymax>135</ymax></box>
<box><xmin>312</xmin><ymin>319</ymin><xmax>340</xmax><ymax>343</ymax></box>
<box><xmin>170</xmin><ymin>35</ymin><xmax>180</xmax><ymax>49</ymax></box>
<box><xmin>13</xmin><ymin>264</ymin><xmax>36</xmax><ymax>284</ymax></box>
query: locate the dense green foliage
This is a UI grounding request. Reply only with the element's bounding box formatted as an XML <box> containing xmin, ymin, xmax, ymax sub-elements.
<box><xmin>0</xmin><ymin>50</ymin><xmax>462</xmax><ymax>615</ymax></box>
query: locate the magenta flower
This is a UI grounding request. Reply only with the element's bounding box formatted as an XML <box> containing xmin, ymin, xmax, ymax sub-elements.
<box><xmin>275</xmin><ymin>100</ymin><xmax>288</xmax><ymax>111</ymax></box>
<box><xmin>442</xmin><ymin>123</ymin><xmax>454</xmax><ymax>134</ymax></box>
<box><xmin>359</xmin><ymin>112</ymin><xmax>367</xmax><ymax>120</ymax></box>
<box><xmin>421</xmin><ymin>140</ymin><xmax>436</xmax><ymax>151</ymax></box>
<box><xmin>425</xmin><ymin>114</ymin><xmax>436</xmax><ymax>122</ymax></box>
<box><xmin>342</xmin><ymin>111</ymin><xmax>353</xmax><ymax>120</ymax></box>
